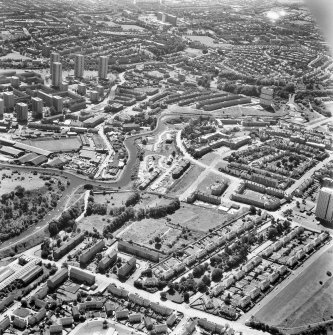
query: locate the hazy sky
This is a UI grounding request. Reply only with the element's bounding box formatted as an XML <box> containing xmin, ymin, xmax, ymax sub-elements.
<box><xmin>305</xmin><ymin>0</ymin><xmax>333</xmax><ymax>53</ymax></box>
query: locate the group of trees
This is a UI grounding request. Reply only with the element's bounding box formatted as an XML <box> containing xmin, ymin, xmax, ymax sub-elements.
<box><xmin>48</xmin><ymin>202</ymin><xmax>83</xmax><ymax>236</ymax></box>
<box><xmin>125</xmin><ymin>192</ymin><xmax>140</xmax><ymax>207</ymax></box>
<box><xmin>246</xmin><ymin>318</ymin><xmax>285</xmax><ymax>335</ymax></box>
<box><xmin>103</xmin><ymin>199</ymin><xmax>180</xmax><ymax>237</ymax></box>
<box><xmin>103</xmin><ymin>207</ymin><xmax>136</xmax><ymax>236</ymax></box>
<box><xmin>86</xmin><ymin>195</ymin><xmax>107</xmax><ymax>216</ymax></box>
<box><xmin>222</xmin><ymin>82</ymin><xmax>261</xmax><ymax>97</ymax></box>
<box><xmin>0</xmin><ymin>180</ymin><xmax>64</xmax><ymax>242</ymax></box>
<box><xmin>267</xmin><ymin>220</ymin><xmax>291</xmax><ymax>240</ymax></box>
<box><xmin>197</xmin><ymin>75</ymin><xmax>211</xmax><ymax>89</ymax></box>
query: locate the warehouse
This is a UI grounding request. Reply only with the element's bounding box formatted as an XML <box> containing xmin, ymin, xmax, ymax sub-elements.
<box><xmin>13</xmin><ymin>142</ymin><xmax>52</xmax><ymax>156</ymax></box>
<box><xmin>0</xmin><ymin>145</ymin><xmax>24</xmax><ymax>157</ymax></box>
<box><xmin>17</xmin><ymin>152</ymin><xmax>38</xmax><ymax>164</ymax></box>
<box><xmin>26</xmin><ymin>155</ymin><xmax>48</xmax><ymax>166</ymax></box>
<box><xmin>20</xmin><ymin>265</ymin><xmax>43</xmax><ymax>286</ymax></box>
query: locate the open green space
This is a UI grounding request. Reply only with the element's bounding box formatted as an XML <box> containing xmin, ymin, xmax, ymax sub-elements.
<box><xmin>73</xmin><ymin>320</ymin><xmax>135</xmax><ymax>335</ymax></box>
<box><xmin>255</xmin><ymin>245</ymin><xmax>333</xmax><ymax>327</ymax></box>
<box><xmin>170</xmin><ymin>204</ymin><xmax>245</xmax><ymax>232</ymax></box>
<box><xmin>0</xmin><ymin>170</ymin><xmax>67</xmax><ymax>243</ymax></box>
<box><xmin>120</xmin><ymin>218</ymin><xmax>170</xmax><ymax>245</ymax></box>
<box><xmin>23</xmin><ymin>137</ymin><xmax>82</xmax><ymax>152</ymax></box>
<box><xmin>0</xmin><ymin>169</ymin><xmax>45</xmax><ymax>196</ymax></box>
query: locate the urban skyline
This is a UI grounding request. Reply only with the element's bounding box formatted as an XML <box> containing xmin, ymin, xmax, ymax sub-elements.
<box><xmin>0</xmin><ymin>1</ymin><xmax>332</xmax><ymax>335</ymax></box>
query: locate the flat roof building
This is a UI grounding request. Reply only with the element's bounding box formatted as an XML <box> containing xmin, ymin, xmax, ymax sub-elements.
<box><xmin>31</xmin><ymin>97</ymin><xmax>43</xmax><ymax>118</ymax></box>
<box><xmin>316</xmin><ymin>187</ymin><xmax>333</xmax><ymax>223</ymax></box>
<box><xmin>98</xmin><ymin>56</ymin><xmax>108</xmax><ymax>79</ymax></box>
<box><xmin>50</xmin><ymin>52</ymin><xmax>60</xmax><ymax>75</ymax></box>
<box><xmin>74</xmin><ymin>54</ymin><xmax>84</xmax><ymax>78</ymax></box>
<box><xmin>52</xmin><ymin>62</ymin><xmax>62</xmax><ymax>87</ymax></box>
<box><xmin>16</xmin><ymin>102</ymin><xmax>28</xmax><ymax>122</ymax></box>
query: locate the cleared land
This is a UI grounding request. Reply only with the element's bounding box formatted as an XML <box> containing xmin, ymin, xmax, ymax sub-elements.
<box><xmin>0</xmin><ymin>169</ymin><xmax>45</xmax><ymax>195</ymax></box>
<box><xmin>171</xmin><ymin>204</ymin><xmax>246</xmax><ymax>231</ymax></box>
<box><xmin>78</xmin><ymin>215</ymin><xmax>108</xmax><ymax>234</ymax></box>
<box><xmin>168</xmin><ymin>165</ymin><xmax>205</xmax><ymax>196</ymax></box>
<box><xmin>24</xmin><ymin>137</ymin><xmax>82</xmax><ymax>152</ymax></box>
<box><xmin>196</xmin><ymin>171</ymin><xmax>228</xmax><ymax>194</ymax></box>
<box><xmin>120</xmin><ymin>218</ymin><xmax>169</xmax><ymax>244</ymax></box>
<box><xmin>0</xmin><ymin>52</ymin><xmax>32</xmax><ymax>60</ymax></box>
<box><xmin>255</xmin><ymin>244</ymin><xmax>333</xmax><ymax>327</ymax></box>
<box><xmin>212</xmin><ymin>105</ymin><xmax>288</xmax><ymax>118</ymax></box>
<box><xmin>94</xmin><ymin>192</ymin><xmax>133</xmax><ymax>211</ymax></box>
<box><xmin>185</xmin><ymin>35</ymin><xmax>231</xmax><ymax>48</ymax></box>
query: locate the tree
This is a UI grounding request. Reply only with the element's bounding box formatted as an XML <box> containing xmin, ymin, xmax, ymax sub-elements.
<box><xmin>49</xmin><ymin>221</ymin><xmax>59</xmax><ymax>236</ymax></box>
<box><xmin>183</xmin><ymin>291</ymin><xmax>190</xmax><ymax>303</ymax></box>
<box><xmin>168</xmin><ymin>282</ymin><xmax>175</xmax><ymax>293</ymax></box>
<box><xmin>160</xmin><ymin>292</ymin><xmax>167</xmax><ymax>300</ymax></box>
<box><xmin>154</xmin><ymin>236</ymin><xmax>161</xmax><ymax>243</ymax></box>
<box><xmin>211</xmin><ymin>268</ymin><xmax>223</xmax><ymax>282</ymax></box>
<box><xmin>202</xmin><ymin>274</ymin><xmax>211</xmax><ymax>286</ymax></box>
<box><xmin>193</xmin><ymin>265</ymin><xmax>204</xmax><ymax>278</ymax></box>
<box><xmin>267</xmin><ymin>227</ymin><xmax>278</xmax><ymax>240</ymax></box>
<box><xmin>249</xmin><ymin>205</ymin><xmax>256</xmax><ymax>215</ymax></box>
<box><xmin>197</xmin><ymin>281</ymin><xmax>207</xmax><ymax>292</ymax></box>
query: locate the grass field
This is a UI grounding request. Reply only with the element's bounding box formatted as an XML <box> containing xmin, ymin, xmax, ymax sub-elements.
<box><xmin>24</xmin><ymin>137</ymin><xmax>82</xmax><ymax>152</ymax></box>
<box><xmin>78</xmin><ymin>215</ymin><xmax>108</xmax><ymax>234</ymax></box>
<box><xmin>171</xmin><ymin>203</ymin><xmax>245</xmax><ymax>232</ymax></box>
<box><xmin>94</xmin><ymin>192</ymin><xmax>132</xmax><ymax>211</ymax></box>
<box><xmin>0</xmin><ymin>169</ymin><xmax>45</xmax><ymax>195</ymax></box>
<box><xmin>120</xmin><ymin>218</ymin><xmax>169</xmax><ymax>244</ymax></box>
<box><xmin>121</xmin><ymin>216</ymin><xmax>202</xmax><ymax>253</ymax></box>
<box><xmin>255</xmin><ymin>244</ymin><xmax>333</xmax><ymax>327</ymax></box>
